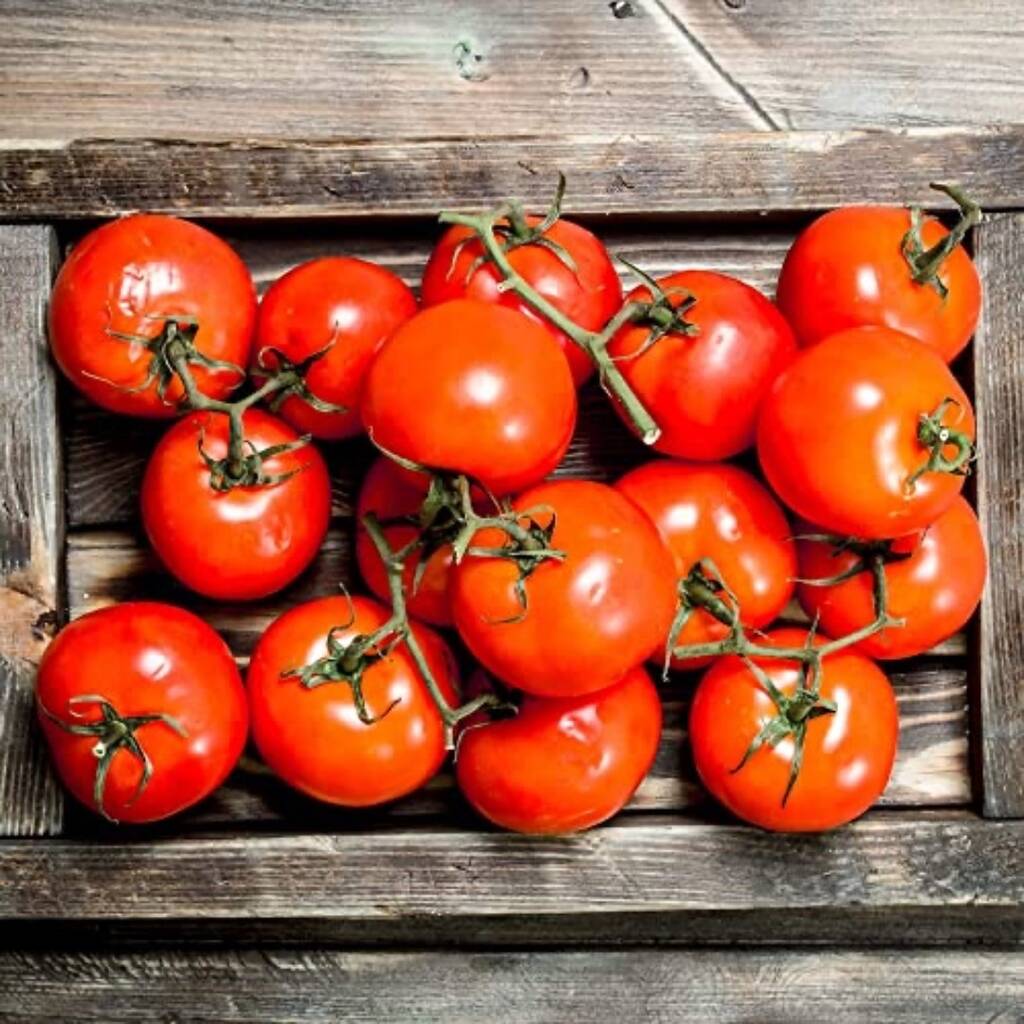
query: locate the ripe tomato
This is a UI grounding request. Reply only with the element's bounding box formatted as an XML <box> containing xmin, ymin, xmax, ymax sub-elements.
<box><xmin>421</xmin><ymin>217</ymin><xmax>621</xmax><ymax>386</ymax></box>
<box><xmin>796</xmin><ymin>496</ymin><xmax>986</xmax><ymax>660</ymax></box>
<box><xmin>689</xmin><ymin>627</ymin><xmax>898</xmax><ymax>832</ymax></box>
<box><xmin>355</xmin><ymin>456</ymin><xmax>457</xmax><ymax>627</ymax></box>
<box><xmin>451</xmin><ymin>480</ymin><xmax>677</xmax><ymax>697</ymax></box>
<box><xmin>757</xmin><ymin>326</ymin><xmax>974</xmax><ymax>539</ymax></box>
<box><xmin>606</xmin><ymin>271</ymin><xmax>796</xmax><ymax>459</ymax></box>
<box><xmin>254</xmin><ymin>257</ymin><xmax>417</xmax><ymax>439</ymax></box>
<box><xmin>49</xmin><ymin>214</ymin><xmax>256</xmax><ymax>417</ymax></box>
<box><xmin>777</xmin><ymin>202</ymin><xmax>981</xmax><ymax>363</ymax></box>
<box><xmin>616</xmin><ymin>460</ymin><xmax>796</xmax><ymax>670</ymax></box>
<box><xmin>456</xmin><ymin>666</ymin><xmax>661</xmax><ymax>834</ymax></box>
<box><xmin>247</xmin><ymin>595</ymin><xmax>458</xmax><ymax>806</ymax></box>
<box><xmin>360</xmin><ymin>300</ymin><xmax>577</xmax><ymax>496</ymax></box>
<box><xmin>141</xmin><ymin>409</ymin><xmax>331</xmax><ymax>601</ymax></box>
<box><xmin>36</xmin><ymin>602</ymin><xmax>247</xmax><ymax>823</ymax></box>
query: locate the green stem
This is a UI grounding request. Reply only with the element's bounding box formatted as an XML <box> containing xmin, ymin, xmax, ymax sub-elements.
<box><xmin>907</xmin><ymin>183</ymin><xmax>982</xmax><ymax>287</ymax></box>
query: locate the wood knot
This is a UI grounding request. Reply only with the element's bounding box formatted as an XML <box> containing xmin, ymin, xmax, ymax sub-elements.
<box><xmin>453</xmin><ymin>39</ymin><xmax>490</xmax><ymax>82</ymax></box>
<box><xmin>609</xmin><ymin>1</ymin><xmax>638</xmax><ymax>18</ymax></box>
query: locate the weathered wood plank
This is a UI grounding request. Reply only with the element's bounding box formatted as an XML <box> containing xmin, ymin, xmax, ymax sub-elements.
<box><xmin>3</xmin><ymin>129</ymin><xmax>1024</xmax><ymax>220</ymax></box>
<box><xmin>2</xmin><ymin>947</ymin><xmax>1023</xmax><ymax>1023</ymax></box>
<box><xmin>661</xmin><ymin>0</ymin><xmax>1024</xmax><ymax>130</ymax></box>
<box><xmin>0</xmin><ymin>815</ymin><xmax>1019</xmax><ymax>921</ymax></box>
<box><xmin>0</xmin><ymin>226</ymin><xmax>63</xmax><ymax>836</ymax></box>
<box><xmin>974</xmin><ymin>213</ymin><xmax>1024</xmax><ymax>819</ymax></box>
<box><xmin>0</xmin><ymin>0</ymin><xmax>761</xmax><ymax>147</ymax></box>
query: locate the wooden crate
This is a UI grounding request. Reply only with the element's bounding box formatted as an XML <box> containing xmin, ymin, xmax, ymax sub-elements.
<box><xmin>1</xmin><ymin>129</ymin><xmax>1023</xmax><ymax>970</ymax></box>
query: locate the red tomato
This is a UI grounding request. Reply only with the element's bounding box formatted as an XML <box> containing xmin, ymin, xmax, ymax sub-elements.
<box><xmin>355</xmin><ymin>456</ymin><xmax>456</xmax><ymax>627</ymax></box>
<box><xmin>689</xmin><ymin>628</ymin><xmax>898</xmax><ymax>832</ymax></box>
<box><xmin>757</xmin><ymin>327</ymin><xmax>974</xmax><ymax>539</ymax></box>
<box><xmin>456</xmin><ymin>666</ymin><xmax>662</xmax><ymax>834</ymax></box>
<box><xmin>777</xmin><ymin>203</ymin><xmax>981</xmax><ymax>363</ymax></box>
<box><xmin>141</xmin><ymin>409</ymin><xmax>331</xmax><ymax>601</ymax></box>
<box><xmin>361</xmin><ymin>300</ymin><xmax>577</xmax><ymax>496</ymax></box>
<box><xmin>254</xmin><ymin>257</ymin><xmax>418</xmax><ymax>439</ymax></box>
<box><xmin>247</xmin><ymin>595</ymin><xmax>457</xmax><ymax>806</ymax></box>
<box><xmin>616</xmin><ymin>460</ymin><xmax>796</xmax><ymax>670</ymax></box>
<box><xmin>36</xmin><ymin>603</ymin><xmax>247</xmax><ymax>823</ymax></box>
<box><xmin>49</xmin><ymin>215</ymin><xmax>256</xmax><ymax>417</ymax></box>
<box><xmin>606</xmin><ymin>271</ymin><xmax>797</xmax><ymax>459</ymax></box>
<box><xmin>421</xmin><ymin>217</ymin><xmax>622</xmax><ymax>386</ymax></box>
<box><xmin>451</xmin><ymin>480</ymin><xmax>677</xmax><ymax>697</ymax></box>
<box><xmin>796</xmin><ymin>496</ymin><xmax>986</xmax><ymax>660</ymax></box>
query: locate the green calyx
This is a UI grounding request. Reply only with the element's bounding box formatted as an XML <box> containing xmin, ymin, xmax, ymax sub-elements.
<box><xmin>905</xmin><ymin>397</ymin><xmax>975</xmax><ymax>493</ymax></box>
<box><xmin>257</xmin><ymin>343</ymin><xmax>349</xmax><ymax>417</ymax></box>
<box><xmin>901</xmin><ymin>182</ymin><xmax>982</xmax><ymax>300</ymax></box>
<box><xmin>198</xmin><ymin>429</ymin><xmax>311</xmax><ymax>492</ymax></box>
<box><xmin>38</xmin><ymin>694</ymin><xmax>188</xmax><ymax>823</ymax></box>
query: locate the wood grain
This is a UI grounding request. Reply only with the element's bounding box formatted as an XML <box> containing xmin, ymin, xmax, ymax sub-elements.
<box><xmin>2</xmin><ymin>947</ymin><xmax>1023</xmax><ymax>1023</ymax></box>
<box><xmin>3</xmin><ymin>128</ymin><xmax>1024</xmax><ymax>220</ymax></box>
<box><xmin>973</xmin><ymin>213</ymin><xmax>1024</xmax><ymax>819</ymax></box>
<box><xmin>0</xmin><ymin>815</ymin><xmax>1020</xmax><ymax>921</ymax></box>
<box><xmin>0</xmin><ymin>226</ymin><xmax>64</xmax><ymax>837</ymax></box>
<box><xmin>661</xmin><ymin>0</ymin><xmax>1024</xmax><ymax>130</ymax></box>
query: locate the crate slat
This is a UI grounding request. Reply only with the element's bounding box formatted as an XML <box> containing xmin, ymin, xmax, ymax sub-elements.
<box><xmin>974</xmin><ymin>212</ymin><xmax>1024</xmax><ymax>819</ymax></box>
<box><xmin>0</xmin><ymin>225</ymin><xmax>64</xmax><ymax>837</ymax></box>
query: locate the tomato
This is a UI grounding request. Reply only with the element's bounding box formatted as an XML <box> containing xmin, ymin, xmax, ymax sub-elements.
<box><xmin>254</xmin><ymin>257</ymin><xmax>417</xmax><ymax>439</ymax></box>
<box><xmin>452</xmin><ymin>480</ymin><xmax>677</xmax><ymax>697</ymax></box>
<box><xmin>616</xmin><ymin>460</ymin><xmax>796</xmax><ymax>670</ymax></box>
<box><xmin>49</xmin><ymin>214</ymin><xmax>256</xmax><ymax>417</ymax></box>
<box><xmin>36</xmin><ymin>602</ymin><xmax>247</xmax><ymax>823</ymax></box>
<box><xmin>689</xmin><ymin>627</ymin><xmax>898</xmax><ymax>832</ymax></box>
<box><xmin>796</xmin><ymin>496</ymin><xmax>986</xmax><ymax>660</ymax></box>
<box><xmin>456</xmin><ymin>666</ymin><xmax>661</xmax><ymax>834</ymax></box>
<box><xmin>360</xmin><ymin>300</ymin><xmax>577</xmax><ymax>496</ymax></box>
<box><xmin>757</xmin><ymin>326</ymin><xmax>975</xmax><ymax>539</ymax></box>
<box><xmin>247</xmin><ymin>595</ymin><xmax>457</xmax><ymax>806</ymax></box>
<box><xmin>141</xmin><ymin>409</ymin><xmax>331</xmax><ymax>601</ymax></box>
<box><xmin>355</xmin><ymin>456</ymin><xmax>457</xmax><ymax>627</ymax></box>
<box><xmin>606</xmin><ymin>271</ymin><xmax>796</xmax><ymax>459</ymax></box>
<box><xmin>777</xmin><ymin>202</ymin><xmax>981</xmax><ymax>363</ymax></box>
<box><xmin>421</xmin><ymin>217</ymin><xmax>621</xmax><ymax>386</ymax></box>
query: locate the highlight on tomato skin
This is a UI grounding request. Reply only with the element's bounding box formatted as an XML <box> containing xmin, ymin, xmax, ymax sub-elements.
<box><xmin>795</xmin><ymin>496</ymin><xmax>987</xmax><ymax>661</ymax></box>
<box><xmin>455</xmin><ymin>666</ymin><xmax>662</xmax><ymax>835</ymax></box>
<box><xmin>688</xmin><ymin>627</ymin><xmax>899</xmax><ymax>833</ymax></box>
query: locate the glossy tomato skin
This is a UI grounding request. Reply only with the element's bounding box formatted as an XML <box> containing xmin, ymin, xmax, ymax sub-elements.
<box><xmin>606</xmin><ymin>271</ymin><xmax>797</xmax><ymax>459</ymax></box>
<box><xmin>451</xmin><ymin>480</ymin><xmax>678</xmax><ymax>697</ymax></box>
<box><xmin>355</xmin><ymin>456</ymin><xmax>455</xmax><ymax>627</ymax></box>
<box><xmin>689</xmin><ymin>627</ymin><xmax>898</xmax><ymax>832</ymax></box>
<box><xmin>796</xmin><ymin>496</ymin><xmax>986</xmax><ymax>660</ymax></box>
<box><xmin>36</xmin><ymin>603</ymin><xmax>247</xmax><ymax>823</ymax></box>
<box><xmin>49</xmin><ymin>215</ymin><xmax>256</xmax><ymax>417</ymax></box>
<box><xmin>141</xmin><ymin>409</ymin><xmax>331</xmax><ymax>601</ymax></box>
<box><xmin>456</xmin><ymin>666</ymin><xmax>662</xmax><ymax>834</ymax></box>
<box><xmin>616</xmin><ymin>460</ymin><xmax>796</xmax><ymax>670</ymax></box>
<box><xmin>360</xmin><ymin>300</ymin><xmax>577</xmax><ymax>496</ymax></box>
<box><xmin>247</xmin><ymin>596</ymin><xmax>457</xmax><ymax>806</ymax></box>
<box><xmin>254</xmin><ymin>257</ymin><xmax>417</xmax><ymax>439</ymax></box>
<box><xmin>421</xmin><ymin>218</ymin><xmax>622</xmax><ymax>386</ymax></box>
<box><xmin>777</xmin><ymin>205</ymin><xmax>981</xmax><ymax>363</ymax></box>
<box><xmin>757</xmin><ymin>326</ymin><xmax>974</xmax><ymax>539</ymax></box>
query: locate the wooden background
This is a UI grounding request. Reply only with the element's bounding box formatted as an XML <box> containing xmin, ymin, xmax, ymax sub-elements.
<box><xmin>1</xmin><ymin>1</ymin><xmax>1023</xmax><ymax>1021</ymax></box>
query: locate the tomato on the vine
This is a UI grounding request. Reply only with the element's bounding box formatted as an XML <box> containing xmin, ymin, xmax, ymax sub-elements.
<box><xmin>689</xmin><ymin>627</ymin><xmax>898</xmax><ymax>832</ymax></box>
<box><xmin>456</xmin><ymin>666</ymin><xmax>662</xmax><ymax>834</ymax></box>
<box><xmin>49</xmin><ymin>214</ymin><xmax>256</xmax><ymax>417</ymax></box>
<box><xmin>421</xmin><ymin>217</ymin><xmax>622</xmax><ymax>386</ymax></box>
<box><xmin>451</xmin><ymin>480</ymin><xmax>677</xmax><ymax>697</ymax></box>
<box><xmin>616</xmin><ymin>460</ymin><xmax>796</xmax><ymax>670</ymax></box>
<box><xmin>361</xmin><ymin>300</ymin><xmax>577</xmax><ymax>496</ymax></box>
<box><xmin>36</xmin><ymin>603</ymin><xmax>247</xmax><ymax>823</ymax></box>
<box><xmin>757</xmin><ymin>326</ymin><xmax>975</xmax><ymax>539</ymax></box>
<box><xmin>247</xmin><ymin>595</ymin><xmax>458</xmax><ymax>806</ymax></box>
<box><xmin>777</xmin><ymin>196</ymin><xmax>981</xmax><ymax>363</ymax></box>
<box><xmin>606</xmin><ymin>271</ymin><xmax>797</xmax><ymax>460</ymax></box>
<box><xmin>796</xmin><ymin>496</ymin><xmax>986</xmax><ymax>660</ymax></box>
<box><xmin>254</xmin><ymin>256</ymin><xmax>418</xmax><ymax>439</ymax></box>
<box><xmin>141</xmin><ymin>409</ymin><xmax>331</xmax><ymax>601</ymax></box>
